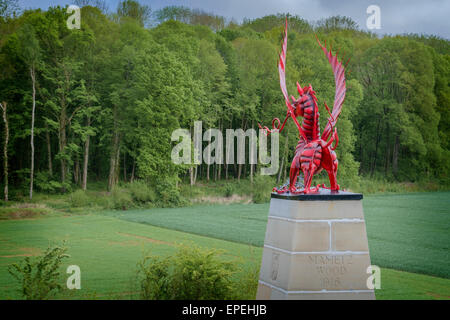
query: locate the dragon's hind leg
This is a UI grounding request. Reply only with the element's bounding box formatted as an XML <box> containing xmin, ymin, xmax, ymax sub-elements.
<box><xmin>320</xmin><ymin>145</ymin><xmax>339</xmax><ymax>191</ymax></box>
<box><xmin>288</xmin><ymin>154</ymin><xmax>301</xmax><ymax>193</ymax></box>
<box><xmin>302</xmin><ymin>160</ymin><xmax>321</xmax><ymax>193</ymax></box>
<box><xmin>300</xmin><ymin>142</ymin><xmax>322</xmax><ymax>193</ymax></box>
<box><xmin>325</xmin><ymin>168</ymin><xmax>339</xmax><ymax>191</ymax></box>
<box><xmin>302</xmin><ymin>168</ymin><xmax>313</xmax><ymax>193</ymax></box>
<box><xmin>272</xmin><ymin>154</ymin><xmax>301</xmax><ymax>194</ymax></box>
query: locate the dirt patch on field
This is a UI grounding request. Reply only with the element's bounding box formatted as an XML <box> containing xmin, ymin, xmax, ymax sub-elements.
<box><xmin>13</xmin><ymin>203</ymin><xmax>47</xmax><ymax>209</ymax></box>
<box><xmin>426</xmin><ymin>292</ymin><xmax>450</xmax><ymax>300</ymax></box>
<box><xmin>6</xmin><ymin>209</ymin><xmax>42</xmax><ymax>220</ymax></box>
<box><xmin>116</xmin><ymin>232</ymin><xmax>174</xmax><ymax>247</ymax></box>
<box><xmin>108</xmin><ymin>240</ymin><xmax>143</xmax><ymax>247</ymax></box>
<box><xmin>0</xmin><ymin>203</ymin><xmax>50</xmax><ymax>220</ymax></box>
<box><xmin>0</xmin><ymin>247</ymin><xmax>42</xmax><ymax>258</ymax></box>
<box><xmin>191</xmin><ymin>194</ymin><xmax>252</xmax><ymax>204</ymax></box>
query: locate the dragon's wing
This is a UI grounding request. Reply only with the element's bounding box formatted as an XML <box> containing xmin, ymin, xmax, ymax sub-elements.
<box><xmin>279</xmin><ymin>20</ymin><xmax>307</xmax><ymax>141</ymax></box>
<box><xmin>317</xmin><ymin>37</ymin><xmax>347</xmax><ymax>141</ymax></box>
<box><xmin>278</xmin><ymin>20</ymin><xmax>290</xmax><ymax>109</ymax></box>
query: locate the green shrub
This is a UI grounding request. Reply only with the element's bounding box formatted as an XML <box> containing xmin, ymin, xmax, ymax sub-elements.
<box><xmin>34</xmin><ymin>171</ymin><xmax>62</xmax><ymax>194</ymax></box>
<box><xmin>69</xmin><ymin>190</ymin><xmax>91</xmax><ymax>207</ymax></box>
<box><xmin>155</xmin><ymin>180</ymin><xmax>188</xmax><ymax>208</ymax></box>
<box><xmin>179</xmin><ymin>183</ymin><xmax>205</xmax><ymax>199</ymax></box>
<box><xmin>224</xmin><ymin>183</ymin><xmax>234</xmax><ymax>197</ymax></box>
<box><xmin>232</xmin><ymin>264</ymin><xmax>260</xmax><ymax>299</ymax></box>
<box><xmin>8</xmin><ymin>244</ymin><xmax>69</xmax><ymax>300</ymax></box>
<box><xmin>93</xmin><ymin>194</ymin><xmax>113</xmax><ymax>208</ymax></box>
<box><xmin>126</xmin><ymin>180</ymin><xmax>156</xmax><ymax>204</ymax></box>
<box><xmin>252</xmin><ymin>175</ymin><xmax>275</xmax><ymax>203</ymax></box>
<box><xmin>110</xmin><ymin>186</ymin><xmax>133</xmax><ymax>210</ymax></box>
<box><xmin>138</xmin><ymin>245</ymin><xmax>235</xmax><ymax>300</ymax></box>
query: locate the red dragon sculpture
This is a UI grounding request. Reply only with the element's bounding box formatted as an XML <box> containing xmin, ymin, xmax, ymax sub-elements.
<box><xmin>259</xmin><ymin>20</ymin><xmax>348</xmax><ymax>194</ymax></box>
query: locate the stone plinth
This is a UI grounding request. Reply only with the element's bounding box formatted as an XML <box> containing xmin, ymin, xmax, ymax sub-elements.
<box><xmin>256</xmin><ymin>190</ymin><xmax>375</xmax><ymax>300</ymax></box>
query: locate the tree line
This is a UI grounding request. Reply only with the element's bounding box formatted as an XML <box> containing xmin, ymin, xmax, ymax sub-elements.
<box><xmin>0</xmin><ymin>0</ymin><xmax>448</xmax><ymax>201</ymax></box>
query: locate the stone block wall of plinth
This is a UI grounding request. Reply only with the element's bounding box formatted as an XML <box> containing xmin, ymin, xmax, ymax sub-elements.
<box><xmin>256</xmin><ymin>191</ymin><xmax>375</xmax><ymax>300</ymax></box>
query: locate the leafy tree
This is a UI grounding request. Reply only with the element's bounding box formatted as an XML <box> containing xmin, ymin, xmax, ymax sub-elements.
<box><xmin>117</xmin><ymin>0</ymin><xmax>150</xmax><ymax>27</ymax></box>
<box><xmin>0</xmin><ymin>5</ymin><xmax>448</xmax><ymax>199</ymax></box>
<box><xmin>355</xmin><ymin>37</ymin><xmax>443</xmax><ymax>180</ymax></box>
<box><xmin>0</xmin><ymin>101</ymin><xmax>8</xmax><ymax>200</ymax></box>
<box><xmin>74</xmin><ymin>0</ymin><xmax>108</xmax><ymax>13</ymax></box>
<box><xmin>131</xmin><ymin>39</ymin><xmax>200</xmax><ymax>185</ymax></box>
<box><xmin>0</xmin><ymin>0</ymin><xmax>19</xmax><ymax>18</ymax></box>
<box><xmin>154</xmin><ymin>5</ymin><xmax>191</xmax><ymax>24</ymax></box>
<box><xmin>243</xmin><ymin>14</ymin><xmax>312</xmax><ymax>34</ymax></box>
<box><xmin>17</xmin><ymin>23</ymin><xmax>41</xmax><ymax>199</ymax></box>
<box><xmin>316</xmin><ymin>15</ymin><xmax>359</xmax><ymax>32</ymax></box>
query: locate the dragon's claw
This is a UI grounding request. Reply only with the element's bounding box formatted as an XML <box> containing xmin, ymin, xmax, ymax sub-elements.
<box><xmin>320</xmin><ymin>183</ymin><xmax>340</xmax><ymax>191</ymax></box>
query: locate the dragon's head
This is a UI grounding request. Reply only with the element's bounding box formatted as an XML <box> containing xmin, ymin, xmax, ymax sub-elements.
<box><xmin>290</xmin><ymin>82</ymin><xmax>316</xmax><ymax>117</ymax></box>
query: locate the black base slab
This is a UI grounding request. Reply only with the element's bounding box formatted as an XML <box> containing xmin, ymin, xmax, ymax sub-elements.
<box><xmin>271</xmin><ymin>188</ymin><xmax>363</xmax><ymax>201</ymax></box>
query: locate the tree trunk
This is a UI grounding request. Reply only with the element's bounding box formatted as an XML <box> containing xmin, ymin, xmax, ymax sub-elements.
<box><xmin>237</xmin><ymin>117</ymin><xmax>247</xmax><ymax>181</ymax></box>
<box><xmin>250</xmin><ymin>121</ymin><xmax>254</xmax><ymax>183</ymax></box>
<box><xmin>384</xmin><ymin>123</ymin><xmax>390</xmax><ymax>176</ymax></box>
<box><xmin>57</xmin><ymin>64</ymin><xmax>76</xmax><ymax>193</ymax></box>
<box><xmin>277</xmin><ymin>156</ymin><xmax>285</xmax><ymax>184</ymax></box>
<box><xmin>59</xmin><ymin>105</ymin><xmax>67</xmax><ymax>192</ymax></box>
<box><xmin>224</xmin><ymin>136</ymin><xmax>228</xmax><ymax>180</ymax></box>
<box><xmin>370</xmin><ymin>119</ymin><xmax>382</xmax><ymax>177</ymax></box>
<box><xmin>108</xmin><ymin>152</ymin><xmax>115</xmax><ymax>191</ymax></box>
<box><xmin>108</xmin><ymin>130</ymin><xmax>120</xmax><ymax>191</ymax></box>
<box><xmin>189</xmin><ymin>167</ymin><xmax>194</xmax><ymax>186</ymax></box>
<box><xmin>108</xmin><ymin>103</ymin><xmax>120</xmax><ymax>191</ymax></box>
<box><xmin>82</xmin><ymin>117</ymin><xmax>90</xmax><ymax>190</ymax></box>
<box><xmin>244</xmin><ymin>162</ymin><xmax>247</xmax><ymax>179</ymax></box>
<box><xmin>57</xmin><ymin>70</ymin><xmax>69</xmax><ymax>193</ymax></box>
<box><xmin>1</xmin><ymin>102</ymin><xmax>8</xmax><ymax>201</ymax></box>
<box><xmin>45</xmin><ymin>122</ymin><xmax>53</xmax><ymax>176</ymax></box>
<box><xmin>123</xmin><ymin>151</ymin><xmax>127</xmax><ymax>182</ymax></box>
<box><xmin>74</xmin><ymin>159</ymin><xmax>80</xmax><ymax>185</ymax></box>
<box><xmin>29</xmin><ymin>67</ymin><xmax>36</xmax><ymax>200</ymax></box>
<box><xmin>131</xmin><ymin>158</ymin><xmax>135</xmax><ymax>182</ymax></box>
<box><xmin>194</xmin><ymin>166</ymin><xmax>198</xmax><ymax>185</ymax></box>
<box><xmin>114</xmin><ymin>141</ymin><xmax>120</xmax><ymax>186</ymax></box>
<box><xmin>358</xmin><ymin>130</ymin><xmax>363</xmax><ymax>175</ymax></box>
<box><xmin>392</xmin><ymin>135</ymin><xmax>399</xmax><ymax>176</ymax></box>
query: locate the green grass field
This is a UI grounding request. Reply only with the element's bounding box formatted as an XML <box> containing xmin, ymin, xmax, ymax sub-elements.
<box><xmin>0</xmin><ymin>192</ymin><xmax>449</xmax><ymax>299</ymax></box>
<box><xmin>0</xmin><ymin>215</ymin><xmax>260</xmax><ymax>299</ymax></box>
<box><xmin>104</xmin><ymin>191</ymin><xmax>450</xmax><ymax>278</ymax></box>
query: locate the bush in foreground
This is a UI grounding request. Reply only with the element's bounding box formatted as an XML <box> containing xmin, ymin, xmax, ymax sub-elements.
<box><xmin>138</xmin><ymin>245</ymin><xmax>235</xmax><ymax>300</ymax></box>
<box><xmin>8</xmin><ymin>244</ymin><xmax>69</xmax><ymax>300</ymax></box>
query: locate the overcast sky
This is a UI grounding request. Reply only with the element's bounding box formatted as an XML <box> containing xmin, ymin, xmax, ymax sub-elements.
<box><xmin>18</xmin><ymin>0</ymin><xmax>450</xmax><ymax>39</ymax></box>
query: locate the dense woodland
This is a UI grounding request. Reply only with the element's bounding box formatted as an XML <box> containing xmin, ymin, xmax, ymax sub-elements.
<box><xmin>0</xmin><ymin>0</ymin><xmax>449</xmax><ymax>202</ymax></box>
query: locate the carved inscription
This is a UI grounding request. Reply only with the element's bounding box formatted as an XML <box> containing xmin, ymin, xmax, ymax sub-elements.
<box><xmin>271</xmin><ymin>252</ymin><xmax>280</xmax><ymax>281</ymax></box>
<box><xmin>308</xmin><ymin>255</ymin><xmax>353</xmax><ymax>289</ymax></box>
